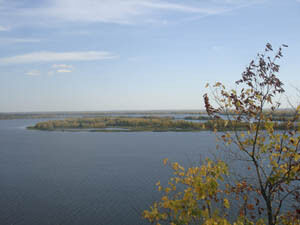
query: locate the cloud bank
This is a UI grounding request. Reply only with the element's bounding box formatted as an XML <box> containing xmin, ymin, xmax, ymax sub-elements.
<box><xmin>0</xmin><ymin>0</ymin><xmax>262</xmax><ymax>26</ymax></box>
<box><xmin>0</xmin><ymin>51</ymin><xmax>117</xmax><ymax>64</ymax></box>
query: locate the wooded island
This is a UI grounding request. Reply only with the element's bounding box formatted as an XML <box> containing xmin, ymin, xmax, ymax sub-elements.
<box><xmin>27</xmin><ymin>116</ymin><xmax>297</xmax><ymax>132</ymax></box>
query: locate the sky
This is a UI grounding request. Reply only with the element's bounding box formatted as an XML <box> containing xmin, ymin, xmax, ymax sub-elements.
<box><xmin>0</xmin><ymin>0</ymin><xmax>300</xmax><ymax>112</ymax></box>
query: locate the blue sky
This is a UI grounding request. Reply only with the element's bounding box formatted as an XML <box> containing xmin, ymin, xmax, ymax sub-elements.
<box><xmin>0</xmin><ymin>0</ymin><xmax>300</xmax><ymax>112</ymax></box>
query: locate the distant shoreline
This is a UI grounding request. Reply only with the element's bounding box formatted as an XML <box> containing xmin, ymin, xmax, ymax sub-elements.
<box><xmin>0</xmin><ymin>111</ymin><xmax>206</xmax><ymax>120</ymax></box>
<box><xmin>1</xmin><ymin>109</ymin><xmax>297</xmax><ymax>120</ymax></box>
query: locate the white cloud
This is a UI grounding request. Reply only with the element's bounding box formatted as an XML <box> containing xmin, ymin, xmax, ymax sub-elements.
<box><xmin>0</xmin><ymin>51</ymin><xmax>117</xmax><ymax>64</ymax></box>
<box><xmin>25</xmin><ymin>70</ymin><xmax>40</xmax><ymax>76</ymax></box>
<box><xmin>136</xmin><ymin>1</ymin><xmax>219</xmax><ymax>13</ymax></box>
<box><xmin>26</xmin><ymin>66</ymin><xmax>73</xmax><ymax>77</ymax></box>
<box><xmin>52</xmin><ymin>64</ymin><xmax>73</xmax><ymax>73</ymax></box>
<box><xmin>44</xmin><ymin>0</ymin><xmax>220</xmax><ymax>24</ymax></box>
<box><xmin>0</xmin><ymin>0</ymin><xmax>257</xmax><ymax>26</ymax></box>
<box><xmin>0</xmin><ymin>38</ymin><xmax>40</xmax><ymax>44</ymax></box>
<box><xmin>182</xmin><ymin>0</ymin><xmax>263</xmax><ymax>22</ymax></box>
<box><xmin>211</xmin><ymin>0</ymin><xmax>262</xmax><ymax>4</ymax></box>
<box><xmin>52</xmin><ymin>64</ymin><xmax>73</xmax><ymax>69</ymax></box>
<box><xmin>56</xmin><ymin>69</ymin><xmax>72</xmax><ymax>73</ymax></box>
<box><xmin>0</xmin><ymin>25</ymin><xmax>9</xmax><ymax>31</ymax></box>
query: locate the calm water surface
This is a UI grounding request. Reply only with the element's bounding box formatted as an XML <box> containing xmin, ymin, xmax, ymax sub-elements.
<box><xmin>0</xmin><ymin>119</ymin><xmax>218</xmax><ymax>225</ymax></box>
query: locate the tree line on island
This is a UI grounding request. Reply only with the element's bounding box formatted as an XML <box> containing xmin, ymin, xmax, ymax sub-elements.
<box><xmin>29</xmin><ymin>115</ymin><xmax>299</xmax><ymax>132</ymax></box>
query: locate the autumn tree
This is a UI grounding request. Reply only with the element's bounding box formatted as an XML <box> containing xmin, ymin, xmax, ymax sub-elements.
<box><xmin>143</xmin><ymin>44</ymin><xmax>300</xmax><ymax>225</ymax></box>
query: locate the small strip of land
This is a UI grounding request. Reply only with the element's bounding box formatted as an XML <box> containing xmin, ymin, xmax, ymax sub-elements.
<box><xmin>28</xmin><ymin>117</ymin><xmax>207</xmax><ymax>132</ymax></box>
<box><xmin>27</xmin><ymin>116</ymin><xmax>297</xmax><ymax>132</ymax></box>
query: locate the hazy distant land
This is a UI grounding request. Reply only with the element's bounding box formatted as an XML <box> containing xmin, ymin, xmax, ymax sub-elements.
<box><xmin>1</xmin><ymin>109</ymin><xmax>297</xmax><ymax>120</ymax></box>
<box><xmin>0</xmin><ymin>110</ymin><xmax>205</xmax><ymax>120</ymax></box>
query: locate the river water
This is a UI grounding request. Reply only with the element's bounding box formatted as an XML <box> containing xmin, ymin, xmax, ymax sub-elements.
<box><xmin>0</xmin><ymin>119</ymin><xmax>219</xmax><ymax>225</ymax></box>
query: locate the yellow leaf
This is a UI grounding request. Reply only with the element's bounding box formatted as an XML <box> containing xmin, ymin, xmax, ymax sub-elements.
<box><xmin>295</xmin><ymin>154</ymin><xmax>300</xmax><ymax>162</ymax></box>
<box><xmin>172</xmin><ymin>162</ymin><xmax>179</xmax><ymax>170</ymax></box>
<box><xmin>165</xmin><ymin>187</ymin><xmax>171</xmax><ymax>194</ymax></box>
<box><xmin>224</xmin><ymin>120</ymin><xmax>228</xmax><ymax>127</ymax></box>
<box><xmin>161</xmin><ymin>196</ymin><xmax>168</xmax><ymax>201</ymax></box>
<box><xmin>223</xmin><ymin>198</ymin><xmax>230</xmax><ymax>209</ymax></box>
<box><xmin>275</xmin><ymin>144</ymin><xmax>281</xmax><ymax>151</ymax></box>
<box><xmin>163</xmin><ymin>158</ymin><xmax>168</xmax><ymax>165</ymax></box>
